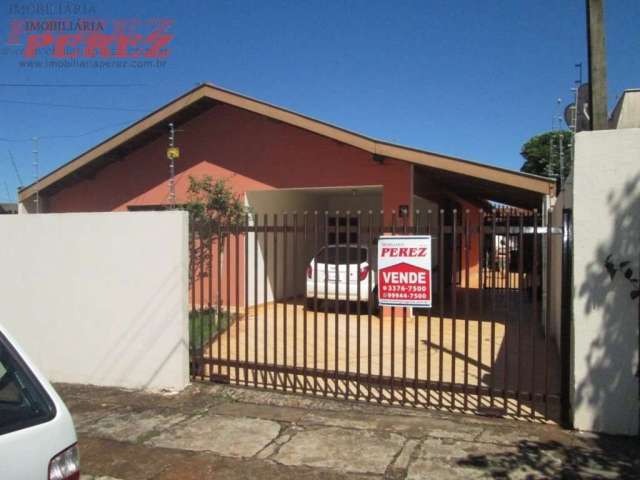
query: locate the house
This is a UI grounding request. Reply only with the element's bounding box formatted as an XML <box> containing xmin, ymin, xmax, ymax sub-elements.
<box><xmin>17</xmin><ymin>84</ymin><xmax>555</xmax><ymax>302</ymax></box>
<box><xmin>609</xmin><ymin>88</ymin><xmax>640</xmax><ymax>129</ymax></box>
<box><xmin>18</xmin><ymin>83</ymin><xmax>554</xmax><ymax>216</ymax></box>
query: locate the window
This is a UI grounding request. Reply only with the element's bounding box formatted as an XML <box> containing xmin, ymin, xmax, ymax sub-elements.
<box><xmin>0</xmin><ymin>333</ymin><xmax>55</xmax><ymax>436</ymax></box>
<box><xmin>316</xmin><ymin>247</ymin><xmax>367</xmax><ymax>264</ymax></box>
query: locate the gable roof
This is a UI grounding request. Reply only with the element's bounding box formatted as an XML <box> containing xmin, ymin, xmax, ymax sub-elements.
<box><xmin>18</xmin><ymin>83</ymin><xmax>555</xmax><ymax>202</ymax></box>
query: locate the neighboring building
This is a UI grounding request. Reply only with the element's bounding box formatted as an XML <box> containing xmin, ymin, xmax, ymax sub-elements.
<box><xmin>609</xmin><ymin>88</ymin><xmax>640</xmax><ymax>129</ymax></box>
<box><xmin>0</xmin><ymin>203</ymin><xmax>17</xmax><ymax>214</ymax></box>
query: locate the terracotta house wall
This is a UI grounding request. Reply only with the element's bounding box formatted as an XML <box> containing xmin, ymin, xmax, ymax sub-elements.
<box><xmin>43</xmin><ymin>104</ymin><xmax>413</xmax><ymax>310</ymax></box>
<box><xmin>46</xmin><ymin>104</ymin><xmax>412</xmax><ymax>215</ymax></box>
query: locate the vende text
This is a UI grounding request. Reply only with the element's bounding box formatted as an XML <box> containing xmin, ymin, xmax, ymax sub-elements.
<box><xmin>381</xmin><ymin>271</ymin><xmax>427</xmax><ymax>284</ymax></box>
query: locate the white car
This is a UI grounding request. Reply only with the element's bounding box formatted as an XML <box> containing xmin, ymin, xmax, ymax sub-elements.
<box><xmin>306</xmin><ymin>245</ymin><xmax>377</xmax><ymax>307</ymax></box>
<box><xmin>0</xmin><ymin>322</ymin><xmax>80</xmax><ymax>480</ymax></box>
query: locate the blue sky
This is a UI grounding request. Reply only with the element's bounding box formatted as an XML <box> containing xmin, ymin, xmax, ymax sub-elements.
<box><xmin>1</xmin><ymin>0</ymin><xmax>639</xmax><ymax>202</ymax></box>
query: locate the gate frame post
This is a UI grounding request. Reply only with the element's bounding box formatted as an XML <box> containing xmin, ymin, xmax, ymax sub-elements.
<box><xmin>560</xmin><ymin>208</ymin><xmax>573</xmax><ymax>429</ymax></box>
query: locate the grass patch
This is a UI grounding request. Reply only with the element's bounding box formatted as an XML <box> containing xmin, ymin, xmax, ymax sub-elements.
<box><xmin>189</xmin><ymin>308</ymin><xmax>233</xmax><ymax>351</ymax></box>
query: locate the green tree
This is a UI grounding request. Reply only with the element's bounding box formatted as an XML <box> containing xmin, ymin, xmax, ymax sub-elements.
<box><xmin>185</xmin><ymin>175</ymin><xmax>247</xmax><ymax>236</ymax></box>
<box><xmin>520</xmin><ymin>131</ymin><xmax>572</xmax><ymax>180</ymax></box>
<box><xmin>185</xmin><ymin>175</ymin><xmax>249</xmax><ymax>288</ymax></box>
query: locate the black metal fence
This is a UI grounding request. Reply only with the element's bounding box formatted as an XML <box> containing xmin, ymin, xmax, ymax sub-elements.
<box><xmin>189</xmin><ymin>208</ymin><xmax>564</xmax><ymax>422</ymax></box>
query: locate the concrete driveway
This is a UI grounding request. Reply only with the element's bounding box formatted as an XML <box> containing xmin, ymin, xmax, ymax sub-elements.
<box><xmin>58</xmin><ymin>383</ymin><xmax>638</xmax><ymax>479</ymax></box>
<box><xmin>206</xmin><ymin>293</ymin><xmax>560</xmax><ymax>420</ymax></box>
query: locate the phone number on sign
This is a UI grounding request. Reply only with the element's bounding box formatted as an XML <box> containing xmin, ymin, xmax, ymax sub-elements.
<box><xmin>381</xmin><ymin>285</ymin><xmax>428</xmax><ymax>293</ymax></box>
<box><xmin>381</xmin><ymin>292</ymin><xmax>429</xmax><ymax>300</ymax></box>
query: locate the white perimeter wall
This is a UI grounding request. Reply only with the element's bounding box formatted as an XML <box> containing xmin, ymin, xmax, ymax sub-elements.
<box><xmin>0</xmin><ymin>211</ymin><xmax>190</xmax><ymax>391</ymax></box>
<box><xmin>573</xmin><ymin>128</ymin><xmax>640</xmax><ymax>435</ymax></box>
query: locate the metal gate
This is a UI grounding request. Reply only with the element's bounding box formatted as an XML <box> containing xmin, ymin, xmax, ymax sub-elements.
<box><xmin>189</xmin><ymin>208</ymin><xmax>568</xmax><ymax>423</ymax></box>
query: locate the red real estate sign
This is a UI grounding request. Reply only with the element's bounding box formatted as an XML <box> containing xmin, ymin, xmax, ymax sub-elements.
<box><xmin>377</xmin><ymin>236</ymin><xmax>432</xmax><ymax>308</ymax></box>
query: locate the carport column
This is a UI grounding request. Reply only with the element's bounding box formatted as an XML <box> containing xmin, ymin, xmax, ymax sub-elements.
<box><xmin>380</xmin><ymin>162</ymin><xmax>414</xmax><ymax>319</ymax></box>
<box><xmin>381</xmin><ymin>162</ymin><xmax>414</xmax><ymax>227</ymax></box>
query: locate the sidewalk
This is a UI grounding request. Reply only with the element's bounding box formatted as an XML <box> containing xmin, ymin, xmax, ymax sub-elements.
<box><xmin>56</xmin><ymin>383</ymin><xmax>639</xmax><ymax>479</ymax></box>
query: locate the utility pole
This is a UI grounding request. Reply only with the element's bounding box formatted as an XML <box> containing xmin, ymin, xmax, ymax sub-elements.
<box><xmin>548</xmin><ymin>125</ymin><xmax>555</xmax><ymax>178</ymax></box>
<box><xmin>586</xmin><ymin>0</ymin><xmax>608</xmax><ymax>130</ymax></box>
<box><xmin>558</xmin><ymin>115</ymin><xmax>565</xmax><ymax>188</ymax></box>
<box><xmin>167</xmin><ymin>123</ymin><xmax>179</xmax><ymax>209</ymax></box>
<box><xmin>556</xmin><ymin>99</ymin><xmax>563</xmax><ymax>183</ymax></box>
<box><xmin>570</xmin><ymin>63</ymin><xmax>582</xmax><ymax>179</ymax></box>
<box><xmin>32</xmin><ymin>137</ymin><xmax>40</xmax><ymax>213</ymax></box>
<box><xmin>565</xmin><ymin>63</ymin><xmax>583</xmax><ymax>177</ymax></box>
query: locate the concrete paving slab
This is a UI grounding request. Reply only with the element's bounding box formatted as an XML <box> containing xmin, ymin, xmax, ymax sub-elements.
<box><xmin>58</xmin><ymin>383</ymin><xmax>640</xmax><ymax>480</ymax></box>
<box><xmin>409</xmin><ymin>462</ymin><xmax>487</xmax><ymax>480</ymax></box>
<box><xmin>391</xmin><ymin>438</ymin><xmax>420</xmax><ymax>471</ymax></box>
<box><xmin>72</xmin><ymin>410</ymin><xmax>117</xmax><ymax>433</ymax></box>
<box><xmin>213</xmin><ymin>384</ymin><xmax>374</xmax><ymax>413</ymax></box>
<box><xmin>377</xmin><ymin>413</ymin><xmax>485</xmax><ymax>441</ymax></box>
<box><xmin>475</xmin><ymin>426</ymin><xmax>541</xmax><ymax>445</ymax></box>
<box><xmin>147</xmin><ymin>414</ymin><xmax>281</xmax><ymax>458</ymax></box>
<box><xmin>81</xmin><ymin>436</ymin><xmax>377</xmax><ymax>480</ymax></box>
<box><xmin>300</xmin><ymin>410</ymin><xmax>484</xmax><ymax>441</ymax></box>
<box><xmin>407</xmin><ymin>438</ymin><xmax>518</xmax><ymax>480</ymax></box>
<box><xmin>299</xmin><ymin>411</ymin><xmax>379</xmax><ymax>431</ymax></box>
<box><xmin>152</xmin><ymin>451</ymin><xmax>378</xmax><ymax>480</ymax></box>
<box><xmin>77</xmin><ymin>408</ymin><xmax>189</xmax><ymax>443</ymax></box>
<box><xmin>272</xmin><ymin>426</ymin><xmax>405</xmax><ymax>474</ymax></box>
<box><xmin>210</xmin><ymin>399</ymin><xmax>306</xmax><ymax>423</ymax></box>
<box><xmin>78</xmin><ymin>436</ymin><xmax>196</xmax><ymax>480</ymax></box>
<box><xmin>255</xmin><ymin>441</ymin><xmax>280</xmax><ymax>460</ymax></box>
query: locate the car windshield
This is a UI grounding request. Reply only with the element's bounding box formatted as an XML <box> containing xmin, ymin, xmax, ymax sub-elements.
<box><xmin>316</xmin><ymin>247</ymin><xmax>367</xmax><ymax>264</ymax></box>
<box><xmin>0</xmin><ymin>332</ymin><xmax>54</xmax><ymax>435</ymax></box>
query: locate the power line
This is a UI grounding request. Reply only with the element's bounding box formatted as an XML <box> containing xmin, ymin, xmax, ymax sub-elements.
<box><xmin>40</xmin><ymin>120</ymin><xmax>134</xmax><ymax>139</ymax></box>
<box><xmin>0</xmin><ymin>98</ymin><xmax>147</xmax><ymax>112</ymax></box>
<box><xmin>7</xmin><ymin>150</ymin><xmax>23</xmax><ymax>186</ymax></box>
<box><xmin>32</xmin><ymin>137</ymin><xmax>40</xmax><ymax>213</ymax></box>
<box><xmin>0</xmin><ymin>119</ymin><xmax>135</xmax><ymax>143</ymax></box>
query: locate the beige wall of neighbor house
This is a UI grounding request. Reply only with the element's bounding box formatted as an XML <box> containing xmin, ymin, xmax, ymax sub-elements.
<box><xmin>572</xmin><ymin>128</ymin><xmax>640</xmax><ymax>436</ymax></box>
<box><xmin>0</xmin><ymin>211</ymin><xmax>190</xmax><ymax>391</ymax></box>
<box><xmin>609</xmin><ymin>89</ymin><xmax>640</xmax><ymax>129</ymax></box>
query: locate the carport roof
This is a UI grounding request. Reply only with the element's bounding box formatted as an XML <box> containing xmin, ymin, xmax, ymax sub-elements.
<box><xmin>18</xmin><ymin>83</ymin><xmax>555</xmax><ymax>203</ymax></box>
